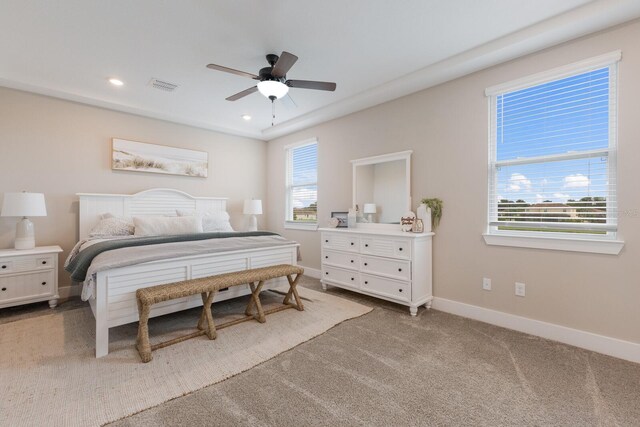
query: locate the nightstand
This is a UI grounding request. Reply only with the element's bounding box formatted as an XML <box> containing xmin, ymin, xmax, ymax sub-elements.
<box><xmin>0</xmin><ymin>246</ymin><xmax>63</xmax><ymax>309</ymax></box>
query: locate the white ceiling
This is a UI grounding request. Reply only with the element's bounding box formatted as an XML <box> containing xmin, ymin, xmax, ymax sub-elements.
<box><xmin>1</xmin><ymin>0</ymin><xmax>639</xmax><ymax>140</ymax></box>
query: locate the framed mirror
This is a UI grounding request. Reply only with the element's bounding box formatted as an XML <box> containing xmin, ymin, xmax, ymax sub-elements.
<box><xmin>351</xmin><ymin>150</ymin><xmax>412</xmax><ymax>225</ymax></box>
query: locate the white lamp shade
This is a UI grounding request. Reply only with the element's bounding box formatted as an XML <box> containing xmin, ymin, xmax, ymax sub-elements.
<box><xmin>363</xmin><ymin>203</ymin><xmax>377</xmax><ymax>214</ymax></box>
<box><xmin>1</xmin><ymin>192</ymin><xmax>47</xmax><ymax>217</ymax></box>
<box><xmin>243</xmin><ymin>199</ymin><xmax>263</xmax><ymax>215</ymax></box>
<box><xmin>257</xmin><ymin>80</ymin><xmax>289</xmax><ymax>99</ymax></box>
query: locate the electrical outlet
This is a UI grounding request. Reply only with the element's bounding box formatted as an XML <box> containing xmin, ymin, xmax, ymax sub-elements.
<box><xmin>482</xmin><ymin>278</ymin><xmax>491</xmax><ymax>291</ymax></box>
<box><xmin>515</xmin><ymin>282</ymin><xmax>526</xmax><ymax>297</ymax></box>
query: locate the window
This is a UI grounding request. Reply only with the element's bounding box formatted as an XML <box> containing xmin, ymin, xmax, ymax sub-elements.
<box><xmin>485</xmin><ymin>52</ymin><xmax>623</xmax><ymax>254</ymax></box>
<box><xmin>285</xmin><ymin>139</ymin><xmax>318</xmax><ymax>230</ymax></box>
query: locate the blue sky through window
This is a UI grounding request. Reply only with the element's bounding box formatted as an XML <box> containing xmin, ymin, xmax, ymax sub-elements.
<box><xmin>291</xmin><ymin>143</ymin><xmax>318</xmax><ymax>208</ymax></box>
<box><xmin>495</xmin><ymin>67</ymin><xmax>610</xmax><ymax>204</ymax></box>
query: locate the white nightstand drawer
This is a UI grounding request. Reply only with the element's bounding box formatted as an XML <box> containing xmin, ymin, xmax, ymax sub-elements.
<box><xmin>361</xmin><ymin>273</ymin><xmax>410</xmax><ymax>302</ymax></box>
<box><xmin>322</xmin><ymin>265</ymin><xmax>359</xmax><ymax>289</ymax></box>
<box><xmin>35</xmin><ymin>256</ymin><xmax>55</xmax><ymax>270</ymax></box>
<box><xmin>323</xmin><ymin>250</ymin><xmax>360</xmax><ymax>270</ymax></box>
<box><xmin>360</xmin><ymin>255</ymin><xmax>411</xmax><ymax>281</ymax></box>
<box><xmin>361</xmin><ymin>237</ymin><xmax>411</xmax><ymax>260</ymax></box>
<box><xmin>0</xmin><ymin>255</ymin><xmax>54</xmax><ymax>275</ymax></box>
<box><xmin>0</xmin><ymin>270</ymin><xmax>55</xmax><ymax>302</ymax></box>
<box><xmin>322</xmin><ymin>233</ymin><xmax>360</xmax><ymax>253</ymax></box>
<box><xmin>0</xmin><ymin>260</ymin><xmax>13</xmax><ymax>275</ymax></box>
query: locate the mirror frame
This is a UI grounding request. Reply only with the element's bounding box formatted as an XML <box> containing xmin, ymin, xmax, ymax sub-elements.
<box><xmin>351</xmin><ymin>150</ymin><xmax>412</xmax><ymax>227</ymax></box>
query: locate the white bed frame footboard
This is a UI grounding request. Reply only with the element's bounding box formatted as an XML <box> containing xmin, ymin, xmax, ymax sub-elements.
<box><xmin>77</xmin><ymin>189</ymin><xmax>298</xmax><ymax>358</ymax></box>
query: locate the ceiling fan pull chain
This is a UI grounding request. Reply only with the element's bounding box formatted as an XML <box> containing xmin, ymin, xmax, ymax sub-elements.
<box><xmin>272</xmin><ymin>99</ymin><xmax>275</xmax><ymax>126</ymax></box>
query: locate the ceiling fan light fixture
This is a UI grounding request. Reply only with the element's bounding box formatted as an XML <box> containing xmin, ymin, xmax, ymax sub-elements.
<box><xmin>257</xmin><ymin>80</ymin><xmax>289</xmax><ymax>99</ymax></box>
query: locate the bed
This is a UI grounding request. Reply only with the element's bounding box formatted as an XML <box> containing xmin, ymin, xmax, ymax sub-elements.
<box><xmin>73</xmin><ymin>188</ymin><xmax>299</xmax><ymax>357</ymax></box>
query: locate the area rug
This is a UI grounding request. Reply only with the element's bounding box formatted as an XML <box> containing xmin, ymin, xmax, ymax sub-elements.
<box><xmin>0</xmin><ymin>286</ymin><xmax>372</xmax><ymax>427</ymax></box>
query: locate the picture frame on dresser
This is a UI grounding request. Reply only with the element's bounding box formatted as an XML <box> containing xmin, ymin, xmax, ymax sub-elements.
<box><xmin>330</xmin><ymin>212</ymin><xmax>349</xmax><ymax>228</ymax></box>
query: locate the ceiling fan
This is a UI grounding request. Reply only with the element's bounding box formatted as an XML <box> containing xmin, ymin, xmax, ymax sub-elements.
<box><xmin>206</xmin><ymin>51</ymin><xmax>337</xmax><ymax>103</ymax></box>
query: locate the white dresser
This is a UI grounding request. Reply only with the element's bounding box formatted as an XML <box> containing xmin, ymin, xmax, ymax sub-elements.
<box><xmin>0</xmin><ymin>246</ymin><xmax>63</xmax><ymax>309</ymax></box>
<box><xmin>319</xmin><ymin>227</ymin><xmax>433</xmax><ymax>315</ymax></box>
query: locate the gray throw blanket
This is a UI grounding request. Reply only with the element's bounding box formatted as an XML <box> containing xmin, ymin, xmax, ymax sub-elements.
<box><xmin>65</xmin><ymin>231</ymin><xmax>279</xmax><ymax>282</ymax></box>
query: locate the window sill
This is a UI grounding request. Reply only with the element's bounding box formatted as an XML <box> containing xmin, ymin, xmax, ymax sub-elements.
<box><xmin>284</xmin><ymin>221</ymin><xmax>319</xmax><ymax>231</ymax></box>
<box><xmin>483</xmin><ymin>233</ymin><xmax>624</xmax><ymax>255</ymax></box>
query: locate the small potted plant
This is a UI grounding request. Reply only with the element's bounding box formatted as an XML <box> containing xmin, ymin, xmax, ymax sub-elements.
<box><xmin>418</xmin><ymin>198</ymin><xmax>443</xmax><ymax>231</ymax></box>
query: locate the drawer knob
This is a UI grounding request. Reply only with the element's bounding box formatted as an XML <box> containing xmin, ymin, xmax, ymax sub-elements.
<box><xmin>399</xmin><ymin>247</ymin><xmax>403</xmax><ymax>251</ymax></box>
<box><xmin>364</xmin><ymin>263</ymin><xmax>368</xmax><ymax>266</ymax></box>
<box><xmin>399</xmin><ymin>289</ymin><xmax>403</xmax><ymax>292</ymax></box>
<box><xmin>365</xmin><ymin>244</ymin><xmax>369</xmax><ymax>247</ymax></box>
<box><xmin>398</xmin><ymin>268</ymin><xmax>402</xmax><ymax>272</ymax></box>
<box><xmin>42</xmin><ymin>261</ymin><xmax>47</xmax><ymax>265</ymax></box>
<box><xmin>325</xmin><ymin>240</ymin><xmax>329</xmax><ymax>243</ymax></box>
<box><xmin>1</xmin><ymin>287</ymin><xmax>6</xmax><ymax>291</ymax></box>
<box><xmin>364</xmin><ymin>281</ymin><xmax>368</xmax><ymax>284</ymax></box>
<box><xmin>325</xmin><ymin>272</ymin><xmax>329</xmax><ymax>275</ymax></box>
<box><xmin>41</xmin><ymin>282</ymin><xmax>47</xmax><ymax>286</ymax></box>
<box><xmin>1</xmin><ymin>265</ymin><xmax>6</xmax><ymax>269</ymax></box>
<box><xmin>350</xmin><ymin>260</ymin><xmax>354</xmax><ymax>263</ymax></box>
<box><xmin>351</xmin><ymin>277</ymin><xmax>354</xmax><ymax>281</ymax></box>
<box><xmin>350</xmin><ymin>242</ymin><xmax>354</xmax><ymax>246</ymax></box>
<box><xmin>325</xmin><ymin>256</ymin><xmax>328</xmax><ymax>259</ymax></box>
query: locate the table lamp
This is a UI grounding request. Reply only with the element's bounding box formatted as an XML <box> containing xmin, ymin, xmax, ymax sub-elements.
<box><xmin>363</xmin><ymin>203</ymin><xmax>377</xmax><ymax>223</ymax></box>
<box><xmin>1</xmin><ymin>192</ymin><xmax>47</xmax><ymax>250</ymax></box>
<box><xmin>243</xmin><ymin>199</ymin><xmax>262</xmax><ymax>232</ymax></box>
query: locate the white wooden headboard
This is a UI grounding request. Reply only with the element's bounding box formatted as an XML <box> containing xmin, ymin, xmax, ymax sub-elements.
<box><xmin>77</xmin><ymin>188</ymin><xmax>228</xmax><ymax>240</ymax></box>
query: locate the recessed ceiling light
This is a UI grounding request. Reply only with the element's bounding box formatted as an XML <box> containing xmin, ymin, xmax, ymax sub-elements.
<box><xmin>108</xmin><ymin>78</ymin><xmax>124</xmax><ymax>86</ymax></box>
<box><xmin>241</xmin><ymin>115</ymin><xmax>251</xmax><ymax>121</ymax></box>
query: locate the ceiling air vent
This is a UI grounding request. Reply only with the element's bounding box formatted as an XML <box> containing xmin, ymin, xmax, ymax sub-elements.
<box><xmin>148</xmin><ymin>78</ymin><xmax>178</xmax><ymax>92</ymax></box>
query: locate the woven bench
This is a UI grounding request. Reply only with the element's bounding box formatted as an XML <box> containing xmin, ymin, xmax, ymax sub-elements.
<box><xmin>135</xmin><ymin>264</ymin><xmax>304</xmax><ymax>362</ymax></box>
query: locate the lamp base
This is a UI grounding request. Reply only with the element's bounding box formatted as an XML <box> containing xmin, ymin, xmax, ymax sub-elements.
<box><xmin>247</xmin><ymin>215</ymin><xmax>258</xmax><ymax>232</ymax></box>
<box><xmin>15</xmin><ymin>217</ymin><xmax>35</xmax><ymax>250</ymax></box>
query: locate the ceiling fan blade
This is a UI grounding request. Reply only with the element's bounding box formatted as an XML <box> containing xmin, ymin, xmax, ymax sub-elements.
<box><xmin>281</xmin><ymin>93</ymin><xmax>297</xmax><ymax>109</ymax></box>
<box><xmin>206</xmin><ymin>63</ymin><xmax>259</xmax><ymax>80</ymax></box>
<box><xmin>271</xmin><ymin>51</ymin><xmax>298</xmax><ymax>78</ymax></box>
<box><xmin>226</xmin><ymin>86</ymin><xmax>258</xmax><ymax>101</ymax></box>
<box><xmin>286</xmin><ymin>80</ymin><xmax>336</xmax><ymax>91</ymax></box>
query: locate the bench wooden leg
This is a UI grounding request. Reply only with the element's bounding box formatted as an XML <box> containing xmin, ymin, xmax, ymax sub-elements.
<box><xmin>284</xmin><ymin>274</ymin><xmax>304</xmax><ymax>311</ymax></box>
<box><xmin>136</xmin><ymin>298</ymin><xmax>153</xmax><ymax>363</ymax></box>
<box><xmin>198</xmin><ymin>291</ymin><xmax>218</xmax><ymax>340</ymax></box>
<box><xmin>245</xmin><ymin>281</ymin><xmax>266</xmax><ymax>323</ymax></box>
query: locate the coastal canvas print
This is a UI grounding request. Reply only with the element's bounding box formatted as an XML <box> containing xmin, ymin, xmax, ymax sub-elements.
<box><xmin>112</xmin><ymin>138</ymin><xmax>208</xmax><ymax>177</ymax></box>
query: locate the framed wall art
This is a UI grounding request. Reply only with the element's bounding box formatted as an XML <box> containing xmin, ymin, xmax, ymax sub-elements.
<box><xmin>112</xmin><ymin>138</ymin><xmax>208</xmax><ymax>178</ymax></box>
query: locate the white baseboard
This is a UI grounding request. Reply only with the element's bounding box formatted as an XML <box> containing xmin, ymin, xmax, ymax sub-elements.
<box><xmin>299</xmin><ymin>265</ymin><xmax>321</xmax><ymax>279</ymax></box>
<box><xmin>432</xmin><ymin>297</ymin><xmax>640</xmax><ymax>364</ymax></box>
<box><xmin>58</xmin><ymin>285</ymin><xmax>81</xmax><ymax>300</ymax></box>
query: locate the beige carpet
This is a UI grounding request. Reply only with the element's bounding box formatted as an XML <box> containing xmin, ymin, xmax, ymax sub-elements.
<box><xmin>0</xmin><ymin>286</ymin><xmax>371</xmax><ymax>427</ymax></box>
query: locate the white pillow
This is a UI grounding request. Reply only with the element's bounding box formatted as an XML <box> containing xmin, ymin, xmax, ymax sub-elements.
<box><xmin>89</xmin><ymin>215</ymin><xmax>135</xmax><ymax>237</ymax></box>
<box><xmin>133</xmin><ymin>215</ymin><xmax>203</xmax><ymax>236</ymax></box>
<box><xmin>176</xmin><ymin>209</ymin><xmax>234</xmax><ymax>232</ymax></box>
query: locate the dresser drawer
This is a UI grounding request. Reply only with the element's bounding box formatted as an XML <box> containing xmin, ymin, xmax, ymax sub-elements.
<box><xmin>0</xmin><ymin>255</ymin><xmax>55</xmax><ymax>275</ymax></box>
<box><xmin>323</xmin><ymin>250</ymin><xmax>359</xmax><ymax>270</ymax></box>
<box><xmin>360</xmin><ymin>255</ymin><xmax>411</xmax><ymax>281</ymax></box>
<box><xmin>322</xmin><ymin>233</ymin><xmax>360</xmax><ymax>253</ymax></box>
<box><xmin>322</xmin><ymin>265</ymin><xmax>359</xmax><ymax>289</ymax></box>
<box><xmin>361</xmin><ymin>273</ymin><xmax>410</xmax><ymax>302</ymax></box>
<box><xmin>361</xmin><ymin>237</ymin><xmax>411</xmax><ymax>260</ymax></box>
<box><xmin>0</xmin><ymin>270</ymin><xmax>55</xmax><ymax>302</ymax></box>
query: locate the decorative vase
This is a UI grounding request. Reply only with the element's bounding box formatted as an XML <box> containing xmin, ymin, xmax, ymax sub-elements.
<box><xmin>417</xmin><ymin>204</ymin><xmax>432</xmax><ymax>232</ymax></box>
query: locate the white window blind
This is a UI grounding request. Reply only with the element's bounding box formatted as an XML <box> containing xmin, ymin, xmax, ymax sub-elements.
<box><xmin>286</xmin><ymin>140</ymin><xmax>318</xmax><ymax>223</ymax></box>
<box><xmin>487</xmin><ymin>54</ymin><xmax>619</xmax><ymax>237</ymax></box>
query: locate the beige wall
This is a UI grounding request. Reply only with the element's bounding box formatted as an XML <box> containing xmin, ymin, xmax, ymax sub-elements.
<box><xmin>267</xmin><ymin>20</ymin><xmax>640</xmax><ymax>344</ymax></box>
<box><xmin>0</xmin><ymin>88</ymin><xmax>267</xmax><ymax>290</ymax></box>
